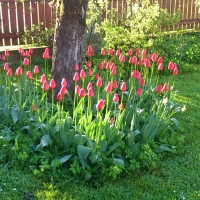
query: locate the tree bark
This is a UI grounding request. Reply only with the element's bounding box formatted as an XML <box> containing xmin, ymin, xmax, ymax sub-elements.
<box><xmin>52</xmin><ymin>0</ymin><xmax>88</xmax><ymax>98</ymax></box>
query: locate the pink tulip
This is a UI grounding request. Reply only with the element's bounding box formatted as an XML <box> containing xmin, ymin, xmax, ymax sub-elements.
<box><xmin>136</xmin><ymin>87</ymin><xmax>142</xmax><ymax>96</ymax></box>
<box><xmin>113</xmin><ymin>93</ymin><xmax>119</xmax><ymax>102</ymax></box>
<box><xmin>56</xmin><ymin>92</ymin><xmax>63</xmax><ymax>101</ymax></box>
<box><xmin>34</xmin><ymin>65</ymin><xmax>39</xmax><ymax>74</ymax></box>
<box><xmin>73</xmin><ymin>72</ymin><xmax>79</xmax><ymax>81</ymax></box>
<box><xmin>96</xmin><ymin>99</ymin><xmax>105</xmax><ymax>110</ymax></box>
<box><xmin>50</xmin><ymin>79</ymin><xmax>56</xmax><ymax>89</ymax></box>
<box><xmin>15</xmin><ymin>67</ymin><xmax>23</xmax><ymax>76</ymax></box>
<box><xmin>26</xmin><ymin>71</ymin><xmax>33</xmax><ymax>79</ymax></box>
<box><xmin>131</xmin><ymin>70</ymin><xmax>141</xmax><ymax>80</ymax></box>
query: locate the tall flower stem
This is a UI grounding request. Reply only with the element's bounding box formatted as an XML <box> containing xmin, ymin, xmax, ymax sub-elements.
<box><xmin>17</xmin><ymin>77</ymin><xmax>22</xmax><ymax>105</ymax></box>
<box><xmin>51</xmin><ymin>89</ymin><xmax>54</xmax><ymax>117</ymax></box>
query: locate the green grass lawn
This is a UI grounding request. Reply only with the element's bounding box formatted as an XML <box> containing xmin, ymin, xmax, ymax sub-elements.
<box><xmin>0</xmin><ymin>65</ymin><xmax>200</xmax><ymax>200</ymax></box>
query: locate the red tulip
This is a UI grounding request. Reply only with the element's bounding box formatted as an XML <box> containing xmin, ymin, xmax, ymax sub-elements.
<box><xmin>43</xmin><ymin>52</ymin><xmax>50</xmax><ymax>59</ymax></box>
<box><xmin>32</xmin><ymin>105</ymin><xmax>37</xmax><ymax>111</ymax></box>
<box><xmin>135</xmin><ymin>48</ymin><xmax>140</xmax><ymax>55</ymax></box>
<box><xmin>15</xmin><ymin>67</ymin><xmax>23</xmax><ymax>76</ymax></box>
<box><xmin>42</xmin><ymin>81</ymin><xmax>49</xmax><ymax>91</ymax></box>
<box><xmin>109</xmin><ymin>118</ymin><xmax>115</xmax><ymax>124</ymax></box>
<box><xmin>162</xmin><ymin>83</ymin><xmax>169</xmax><ymax>91</ymax></box>
<box><xmin>156</xmin><ymin>84</ymin><xmax>163</xmax><ymax>93</ymax></box>
<box><xmin>116</xmin><ymin>49</ymin><xmax>121</xmax><ymax>56</ymax></box>
<box><xmin>50</xmin><ymin>79</ymin><xmax>56</xmax><ymax>88</ymax></box>
<box><xmin>106</xmin><ymin>82</ymin><xmax>113</xmax><ymax>93</ymax></box>
<box><xmin>87</xmin><ymin>82</ymin><xmax>93</xmax><ymax>90</ymax></box>
<box><xmin>74</xmin><ymin>64</ymin><xmax>79</xmax><ymax>71</ymax></box>
<box><xmin>7</xmin><ymin>68</ymin><xmax>12</xmax><ymax>76</ymax></box>
<box><xmin>88</xmin><ymin>69</ymin><xmax>93</xmax><ymax>76</ymax></box>
<box><xmin>79</xmin><ymin>88</ymin><xmax>86</xmax><ymax>98</ymax></box>
<box><xmin>119</xmin><ymin>54</ymin><xmax>125</xmax><ymax>62</ymax></box>
<box><xmin>96</xmin><ymin>99</ymin><xmax>105</xmax><ymax>110</ymax></box>
<box><xmin>75</xmin><ymin>85</ymin><xmax>80</xmax><ymax>95</ymax></box>
<box><xmin>29</xmin><ymin>47</ymin><xmax>33</xmax><ymax>54</ymax></box>
<box><xmin>3</xmin><ymin>63</ymin><xmax>9</xmax><ymax>71</ymax></box>
<box><xmin>139</xmin><ymin>77</ymin><xmax>145</xmax><ymax>86</ymax></box>
<box><xmin>87</xmin><ymin>87</ymin><xmax>94</xmax><ymax>97</ymax></box>
<box><xmin>158</xmin><ymin>63</ymin><xmax>163</xmax><ymax>71</ymax></box>
<box><xmin>104</xmin><ymin>59</ymin><xmax>108</xmax><ymax>66</ymax></box>
<box><xmin>25</xmin><ymin>50</ymin><xmax>30</xmax><ymax>57</ymax></box>
<box><xmin>111</xmin><ymin>67</ymin><xmax>116</xmax><ymax>75</ymax></box>
<box><xmin>5</xmin><ymin>50</ymin><xmax>9</xmax><ymax>57</ymax></box>
<box><xmin>142</xmin><ymin>49</ymin><xmax>146</xmax><ymax>57</ymax></box>
<box><xmin>86</xmin><ymin>61</ymin><xmax>91</xmax><ymax>68</ymax></box>
<box><xmin>119</xmin><ymin>103</ymin><xmax>124</xmax><ymax>110</ymax></box>
<box><xmin>144</xmin><ymin>59</ymin><xmax>150</xmax><ymax>68</ymax></box>
<box><xmin>110</xmin><ymin>63</ymin><xmax>116</xmax><ymax>70</ymax></box>
<box><xmin>96</xmin><ymin>77</ymin><xmax>103</xmax><ymax>87</ymax></box>
<box><xmin>108</xmin><ymin>48</ymin><xmax>113</xmax><ymax>55</ymax></box>
<box><xmin>129</xmin><ymin>56</ymin><xmax>137</xmax><ymax>64</ymax></box>
<box><xmin>87</xmin><ymin>45</ymin><xmax>93</xmax><ymax>53</ymax></box>
<box><xmin>157</xmin><ymin>56</ymin><xmax>163</xmax><ymax>64</ymax></box>
<box><xmin>173</xmin><ymin>67</ymin><xmax>178</xmax><ymax>75</ymax></box>
<box><xmin>73</xmin><ymin>72</ymin><xmax>79</xmax><ymax>81</ymax></box>
<box><xmin>40</xmin><ymin>74</ymin><xmax>46</xmax><ymax>83</ymax></box>
<box><xmin>128</xmin><ymin>49</ymin><xmax>133</xmax><ymax>56</ymax></box>
<box><xmin>18</xmin><ymin>47</ymin><xmax>23</xmax><ymax>54</ymax></box>
<box><xmin>112</xmin><ymin>80</ymin><xmax>118</xmax><ymax>89</ymax></box>
<box><xmin>21</xmin><ymin>50</ymin><xmax>25</xmax><ymax>57</ymax></box>
<box><xmin>136</xmin><ymin>87</ymin><xmax>142</xmax><ymax>96</ymax></box>
<box><xmin>1</xmin><ymin>55</ymin><xmax>5</xmax><ymax>60</ymax></box>
<box><xmin>60</xmin><ymin>85</ymin><xmax>67</xmax><ymax>95</ymax></box>
<box><xmin>106</xmin><ymin>62</ymin><xmax>111</xmax><ymax>70</ymax></box>
<box><xmin>23</xmin><ymin>58</ymin><xmax>29</xmax><ymax>66</ymax></box>
<box><xmin>95</xmin><ymin>73</ymin><xmax>100</xmax><ymax>80</ymax></box>
<box><xmin>34</xmin><ymin>65</ymin><xmax>39</xmax><ymax>74</ymax></box>
<box><xmin>151</xmin><ymin>53</ymin><xmax>157</xmax><ymax>62</ymax></box>
<box><xmin>56</xmin><ymin>92</ymin><xmax>63</xmax><ymax>101</ymax></box>
<box><xmin>101</xmin><ymin>49</ymin><xmax>106</xmax><ymax>56</ymax></box>
<box><xmin>131</xmin><ymin>70</ymin><xmax>141</xmax><ymax>80</ymax></box>
<box><xmin>168</xmin><ymin>61</ymin><xmax>174</xmax><ymax>71</ymax></box>
<box><xmin>113</xmin><ymin>93</ymin><xmax>119</xmax><ymax>102</ymax></box>
<box><xmin>98</xmin><ymin>62</ymin><xmax>103</xmax><ymax>70</ymax></box>
<box><xmin>80</xmin><ymin>69</ymin><xmax>86</xmax><ymax>79</ymax></box>
<box><xmin>61</xmin><ymin>78</ymin><xmax>67</xmax><ymax>87</ymax></box>
<box><xmin>120</xmin><ymin>82</ymin><xmax>127</xmax><ymax>92</ymax></box>
<box><xmin>26</xmin><ymin>71</ymin><xmax>33</xmax><ymax>79</ymax></box>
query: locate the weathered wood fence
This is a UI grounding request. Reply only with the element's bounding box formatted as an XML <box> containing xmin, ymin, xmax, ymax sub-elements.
<box><xmin>0</xmin><ymin>0</ymin><xmax>200</xmax><ymax>47</ymax></box>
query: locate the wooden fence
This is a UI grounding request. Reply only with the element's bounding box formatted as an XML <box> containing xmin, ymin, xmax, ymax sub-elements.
<box><xmin>0</xmin><ymin>0</ymin><xmax>54</xmax><ymax>46</ymax></box>
<box><xmin>0</xmin><ymin>0</ymin><xmax>200</xmax><ymax>47</ymax></box>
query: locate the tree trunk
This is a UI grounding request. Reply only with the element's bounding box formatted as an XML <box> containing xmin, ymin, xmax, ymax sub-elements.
<box><xmin>52</xmin><ymin>0</ymin><xmax>88</xmax><ymax>98</ymax></box>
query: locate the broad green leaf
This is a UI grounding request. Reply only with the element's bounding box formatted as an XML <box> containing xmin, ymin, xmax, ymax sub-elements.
<box><xmin>35</xmin><ymin>134</ymin><xmax>50</xmax><ymax>151</ymax></box>
<box><xmin>60</xmin><ymin>131</ymin><xmax>74</xmax><ymax>150</ymax></box>
<box><xmin>84</xmin><ymin>170</ymin><xmax>92</xmax><ymax>181</ymax></box>
<box><xmin>155</xmin><ymin>144</ymin><xmax>176</xmax><ymax>153</ymax></box>
<box><xmin>10</xmin><ymin>108</ymin><xmax>19</xmax><ymax>124</ymax></box>
<box><xmin>89</xmin><ymin>154</ymin><xmax>99</xmax><ymax>164</ymax></box>
<box><xmin>77</xmin><ymin>145</ymin><xmax>90</xmax><ymax>168</ymax></box>
<box><xmin>74</xmin><ymin>134</ymin><xmax>87</xmax><ymax>146</ymax></box>
<box><xmin>59</xmin><ymin>154</ymin><xmax>73</xmax><ymax>164</ymax></box>
<box><xmin>107</xmin><ymin>142</ymin><xmax>121</xmax><ymax>155</ymax></box>
<box><xmin>113</xmin><ymin>158</ymin><xmax>125</xmax><ymax>167</ymax></box>
<box><xmin>170</xmin><ymin>118</ymin><xmax>179</xmax><ymax>127</ymax></box>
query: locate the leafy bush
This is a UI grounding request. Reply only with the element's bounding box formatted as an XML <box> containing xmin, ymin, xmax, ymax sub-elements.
<box><xmin>0</xmin><ymin>46</ymin><xmax>184</xmax><ymax>182</ymax></box>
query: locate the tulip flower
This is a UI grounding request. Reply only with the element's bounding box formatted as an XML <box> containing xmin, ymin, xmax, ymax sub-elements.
<box><xmin>3</xmin><ymin>63</ymin><xmax>9</xmax><ymax>71</ymax></box>
<box><xmin>129</xmin><ymin>56</ymin><xmax>137</xmax><ymax>65</ymax></box>
<box><xmin>142</xmin><ymin>49</ymin><xmax>146</xmax><ymax>57</ymax></box>
<box><xmin>116</xmin><ymin>49</ymin><xmax>121</xmax><ymax>56</ymax></box>
<box><xmin>61</xmin><ymin>78</ymin><xmax>67</xmax><ymax>87</ymax></box>
<box><xmin>34</xmin><ymin>65</ymin><xmax>39</xmax><ymax>74</ymax></box>
<box><xmin>173</xmin><ymin>67</ymin><xmax>178</xmax><ymax>75</ymax></box>
<box><xmin>87</xmin><ymin>82</ymin><xmax>93</xmax><ymax>90</ymax></box>
<box><xmin>95</xmin><ymin>73</ymin><xmax>100</xmax><ymax>80</ymax></box>
<box><xmin>162</xmin><ymin>83</ymin><xmax>169</xmax><ymax>91</ymax></box>
<box><xmin>56</xmin><ymin>92</ymin><xmax>63</xmax><ymax>101</ymax></box>
<box><xmin>113</xmin><ymin>93</ymin><xmax>119</xmax><ymax>102</ymax></box>
<box><xmin>120</xmin><ymin>82</ymin><xmax>127</xmax><ymax>92</ymax></box>
<box><xmin>26</xmin><ymin>71</ymin><xmax>33</xmax><ymax>79</ymax></box>
<box><xmin>144</xmin><ymin>59</ymin><xmax>150</xmax><ymax>68</ymax></box>
<box><xmin>98</xmin><ymin>63</ymin><xmax>103</xmax><ymax>70</ymax></box>
<box><xmin>168</xmin><ymin>61</ymin><xmax>175</xmax><ymax>71</ymax></box>
<box><xmin>86</xmin><ymin>61</ymin><xmax>91</xmax><ymax>68</ymax></box>
<box><xmin>157</xmin><ymin>56</ymin><xmax>163</xmax><ymax>64</ymax></box>
<box><xmin>79</xmin><ymin>88</ymin><xmax>86</xmax><ymax>98</ymax></box>
<box><xmin>32</xmin><ymin>105</ymin><xmax>37</xmax><ymax>111</ymax></box>
<box><xmin>87</xmin><ymin>87</ymin><xmax>94</xmax><ymax>97</ymax></box>
<box><xmin>118</xmin><ymin>103</ymin><xmax>124</xmax><ymax>110</ymax></box>
<box><xmin>158</xmin><ymin>63</ymin><xmax>163</xmax><ymax>71</ymax></box>
<box><xmin>75</xmin><ymin>85</ymin><xmax>80</xmax><ymax>95</ymax></box>
<box><xmin>135</xmin><ymin>48</ymin><xmax>140</xmax><ymax>55</ymax></box>
<box><xmin>42</xmin><ymin>81</ymin><xmax>49</xmax><ymax>91</ymax></box>
<box><xmin>74</xmin><ymin>64</ymin><xmax>79</xmax><ymax>71</ymax></box>
<box><xmin>43</xmin><ymin>52</ymin><xmax>50</xmax><ymax>59</ymax></box>
<box><xmin>29</xmin><ymin>47</ymin><xmax>33</xmax><ymax>54</ymax></box>
<box><xmin>128</xmin><ymin>49</ymin><xmax>133</xmax><ymax>56</ymax></box>
<box><xmin>139</xmin><ymin>77</ymin><xmax>145</xmax><ymax>86</ymax></box>
<box><xmin>156</xmin><ymin>84</ymin><xmax>163</xmax><ymax>93</ymax></box>
<box><xmin>5</xmin><ymin>50</ymin><xmax>9</xmax><ymax>57</ymax></box>
<box><xmin>101</xmin><ymin>49</ymin><xmax>106</xmax><ymax>56</ymax></box>
<box><xmin>109</xmin><ymin>118</ymin><xmax>115</xmax><ymax>124</ymax></box>
<box><xmin>60</xmin><ymin>85</ymin><xmax>67</xmax><ymax>95</ymax></box>
<box><xmin>73</xmin><ymin>72</ymin><xmax>79</xmax><ymax>81</ymax></box>
<box><xmin>23</xmin><ymin>58</ymin><xmax>29</xmax><ymax>66</ymax></box>
<box><xmin>15</xmin><ymin>67</ymin><xmax>23</xmax><ymax>76</ymax></box>
<box><xmin>111</xmin><ymin>67</ymin><xmax>116</xmax><ymax>75</ymax></box>
<box><xmin>87</xmin><ymin>45</ymin><xmax>93</xmax><ymax>53</ymax></box>
<box><xmin>106</xmin><ymin>82</ymin><xmax>113</xmax><ymax>93</ymax></box>
<box><xmin>88</xmin><ymin>69</ymin><xmax>93</xmax><ymax>76</ymax></box>
<box><xmin>136</xmin><ymin>87</ymin><xmax>142</xmax><ymax>96</ymax></box>
<box><xmin>119</xmin><ymin>54</ymin><xmax>125</xmax><ymax>62</ymax></box>
<box><xmin>50</xmin><ymin>79</ymin><xmax>56</xmax><ymax>88</ymax></box>
<box><xmin>7</xmin><ymin>68</ymin><xmax>12</xmax><ymax>76</ymax></box>
<box><xmin>151</xmin><ymin>53</ymin><xmax>157</xmax><ymax>62</ymax></box>
<box><xmin>106</xmin><ymin>62</ymin><xmax>111</xmax><ymax>70</ymax></box>
<box><xmin>80</xmin><ymin>69</ymin><xmax>86</xmax><ymax>79</ymax></box>
<box><xmin>1</xmin><ymin>55</ymin><xmax>5</xmax><ymax>60</ymax></box>
<box><xmin>112</xmin><ymin>79</ymin><xmax>118</xmax><ymax>89</ymax></box>
<box><xmin>96</xmin><ymin>77</ymin><xmax>103</xmax><ymax>87</ymax></box>
<box><xmin>40</xmin><ymin>74</ymin><xmax>46</xmax><ymax>83</ymax></box>
<box><xmin>108</xmin><ymin>48</ymin><xmax>113</xmax><ymax>55</ymax></box>
<box><xmin>18</xmin><ymin>47</ymin><xmax>23</xmax><ymax>54</ymax></box>
<box><xmin>131</xmin><ymin>70</ymin><xmax>141</xmax><ymax>80</ymax></box>
<box><xmin>96</xmin><ymin>99</ymin><xmax>105</xmax><ymax>110</ymax></box>
<box><xmin>25</xmin><ymin>50</ymin><xmax>30</xmax><ymax>57</ymax></box>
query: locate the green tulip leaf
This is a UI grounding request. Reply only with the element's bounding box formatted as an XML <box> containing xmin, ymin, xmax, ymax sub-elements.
<box><xmin>35</xmin><ymin>134</ymin><xmax>50</xmax><ymax>151</ymax></box>
<box><xmin>10</xmin><ymin>108</ymin><xmax>19</xmax><ymax>124</ymax></box>
<box><xmin>77</xmin><ymin>145</ymin><xmax>90</xmax><ymax>168</ymax></box>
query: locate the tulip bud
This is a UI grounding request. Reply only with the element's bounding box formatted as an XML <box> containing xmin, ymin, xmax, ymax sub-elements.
<box><xmin>156</xmin><ymin>84</ymin><xmax>163</xmax><ymax>93</ymax></box>
<box><xmin>96</xmin><ymin>77</ymin><xmax>103</xmax><ymax>87</ymax></box>
<box><xmin>80</xmin><ymin>69</ymin><xmax>86</xmax><ymax>79</ymax></box>
<box><xmin>73</xmin><ymin>72</ymin><xmax>79</xmax><ymax>81</ymax></box>
<box><xmin>42</xmin><ymin>81</ymin><xmax>49</xmax><ymax>91</ymax></box>
<box><xmin>79</xmin><ymin>88</ymin><xmax>86</xmax><ymax>98</ymax></box>
<box><xmin>96</xmin><ymin>99</ymin><xmax>105</xmax><ymax>110</ymax></box>
<box><xmin>23</xmin><ymin>58</ymin><xmax>29</xmax><ymax>66</ymax></box>
<box><xmin>113</xmin><ymin>93</ymin><xmax>119</xmax><ymax>102</ymax></box>
<box><xmin>61</xmin><ymin>78</ymin><xmax>67</xmax><ymax>87</ymax></box>
<box><xmin>15</xmin><ymin>67</ymin><xmax>23</xmax><ymax>76</ymax></box>
<box><xmin>60</xmin><ymin>85</ymin><xmax>67</xmax><ymax>95</ymax></box>
<box><xmin>50</xmin><ymin>79</ymin><xmax>56</xmax><ymax>89</ymax></box>
<box><xmin>34</xmin><ymin>65</ymin><xmax>39</xmax><ymax>74</ymax></box>
<box><xmin>136</xmin><ymin>87</ymin><xmax>142</xmax><ymax>96</ymax></box>
<box><xmin>120</xmin><ymin>82</ymin><xmax>127</xmax><ymax>92</ymax></box>
<box><xmin>26</xmin><ymin>71</ymin><xmax>33</xmax><ymax>79</ymax></box>
<box><xmin>56</xmin><ymin>92</ymin><xmax>63</xmax><ymax>101</ymax></box>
